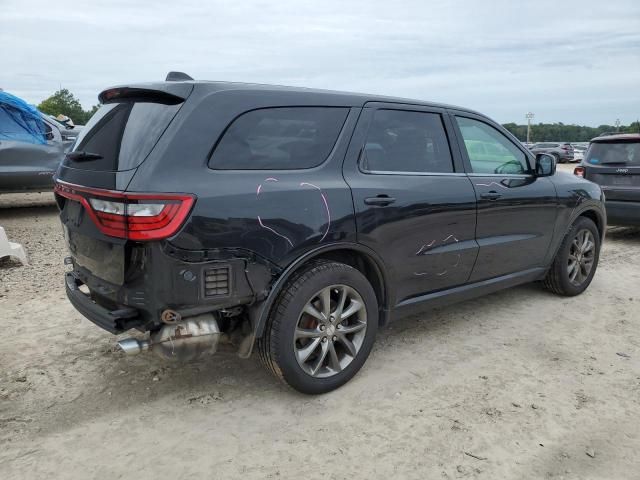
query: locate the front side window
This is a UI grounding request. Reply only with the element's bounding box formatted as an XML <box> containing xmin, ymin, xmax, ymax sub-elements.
<box><xmin>456</xmin><ymin>117</ymin><xmax>529</xmax><ymax>175</ymax></box>
<box><xmin>210</xmin><ymin>107</ymin><xmax>349</xmax><ymax>170</ymax></box>
<box><xmin>361</xmin><ymin>109</ymin><xmax>453</xmax><ymax>173</ymax></box>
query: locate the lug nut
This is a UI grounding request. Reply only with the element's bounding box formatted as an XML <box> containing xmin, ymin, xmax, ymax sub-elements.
<box><xmin>319</xmin><ymin>325</ymin><xmax>326</xmax><ymax>331</ymax></box>
<box><xmin>322</xmin><ymin>337</ymin><xmax>328</xmax><ymax>343</ymax></box>
<box><xmin>332</xmin><ymin>335</ymin><xmax>337</xmax><ymax>341</ymax></box>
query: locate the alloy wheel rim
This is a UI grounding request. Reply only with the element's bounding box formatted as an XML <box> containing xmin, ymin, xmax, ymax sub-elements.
<box><xmin>567</xmin><ymin>229</ymin><xmax>596</xmax><ymax>286</ymax></box>
<box><xmin>293</xmin><ymin>284</ymin><xmax>367</xmax><ymax>378</ymax></box>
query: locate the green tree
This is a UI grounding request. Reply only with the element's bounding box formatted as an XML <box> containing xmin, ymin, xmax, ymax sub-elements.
<box><xmin>38</xmin><ymin>89</ymin><xmax>94</xmax><ymax>124</ymax></box>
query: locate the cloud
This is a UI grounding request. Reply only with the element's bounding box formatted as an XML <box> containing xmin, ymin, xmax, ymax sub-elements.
<box><xmin>1</xmin><ymin>0</ymin><xmax>638</xmax><ymax>125</ymax></box>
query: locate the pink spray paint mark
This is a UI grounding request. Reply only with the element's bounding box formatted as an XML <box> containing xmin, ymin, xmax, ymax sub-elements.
<box><xmin>257</xmin><ymin>215</ymin><xmax>293</xmax><ymax>247</ymax></box>
<box><xmin>300</xmin><ymin>182</ymin><xmax>331</xmax><ymax>243</ymax></box>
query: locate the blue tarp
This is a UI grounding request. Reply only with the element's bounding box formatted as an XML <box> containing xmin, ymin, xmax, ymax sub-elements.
<box><xmin>0</xmin><ymin>91</ymin><xmax>47</xmax><ymax>144</ymax></box>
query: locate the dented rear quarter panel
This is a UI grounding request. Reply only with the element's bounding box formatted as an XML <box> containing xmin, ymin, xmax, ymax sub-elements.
<box><xmin>126</xmin><ymin>87</ymin><xmax>363</xmax><ymax>268</ymax></box>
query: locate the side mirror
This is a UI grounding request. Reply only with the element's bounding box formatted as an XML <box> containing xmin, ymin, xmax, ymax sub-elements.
<box><xmin>535</xmin><ymin>153</ymin><xmax>556</xmax><ymax>177</ymax></box>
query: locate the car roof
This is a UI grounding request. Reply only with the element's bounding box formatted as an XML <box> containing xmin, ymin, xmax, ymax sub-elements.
<box><xmin>591</xmin><ymin>133</ymin><xmax>640</xmax><ymax>143</ymax></box>
<box><xmin>101</xmin><ymin>79</ymin><xmax>482</xmax><ymax>115</ymax></box>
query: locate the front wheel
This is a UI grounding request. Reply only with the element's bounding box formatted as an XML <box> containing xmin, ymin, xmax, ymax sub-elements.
<box><xmin>543</xmin><ymin>216</ymin><xmax>601</xmax><ymax>296</ymax></box>
<box><xmin>258</xmin><ymin>260</ymin><xmax>378</xmax><ymax>394</ymax></box>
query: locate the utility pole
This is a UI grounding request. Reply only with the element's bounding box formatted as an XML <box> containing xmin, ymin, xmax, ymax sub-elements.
<box><xmin>615</xmin><ymin>118</ymin><xmax>621</xmax><ymax>132</ymax></box>
<box><xmin>526</xmin><ymin>112</ymin><xmax>534</xmax><ymax>144</ymax></box>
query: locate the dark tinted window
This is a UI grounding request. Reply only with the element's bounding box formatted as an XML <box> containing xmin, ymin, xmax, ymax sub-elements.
<box><xmin>69</xmin><ymin>101</ymin><xmax>181</xmax><ymax>171</ymax></box>
<box><xmin>586</xmin><ymin>142</ymin><xmax>640</xmax><ymax>165</ymax></box>
<box><xmin>456</xmin><ymin>117</ymin><xmax>529</xmax><ymax>174</ymax></box>
<box><xmin>361</xmin><ymin>110</ymin><xmax>453</xmax><ymax>173</ymax></box>
<box><xmin>210</xmin><ymin>107</ymin><xmax>349</xmax><ymax>170</ymax></box>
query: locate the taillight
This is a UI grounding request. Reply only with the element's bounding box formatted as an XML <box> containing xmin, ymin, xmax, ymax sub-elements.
<box><xmin>561</xmin><ymin>146</ymin><xmax>572</xmax><ymax>151</ymax></box>
<box><xmin>574</xmin><ymin>166</ymin><xmax>585</xmax><ymax>178</ymax></box>
<box><xmin>54</xmin><ymin>181</ymin><xmax>195</xmax><ymax>241</ymax></box>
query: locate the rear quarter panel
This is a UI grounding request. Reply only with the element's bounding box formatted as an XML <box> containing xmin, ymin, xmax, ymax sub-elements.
<box><xmin>126</xmin><ymin>88</ymin><xmax>362</xmax><ymax>267</ymax></box>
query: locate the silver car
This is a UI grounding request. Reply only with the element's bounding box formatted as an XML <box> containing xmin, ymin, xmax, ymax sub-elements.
<box><xmin>0</xmin><ymin>96</ymin><xmax>65</xmax><ymax>193</ymax></box>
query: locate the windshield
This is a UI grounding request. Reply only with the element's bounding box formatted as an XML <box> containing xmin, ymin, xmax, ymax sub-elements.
<box><xmin>67</xmin><ymin>100</ymin><xmax>182</xmax><ymax>171</ymax></box>
<box><xmin>585</xmin><ymin>141</ymin><xmax>640</xmax><ymax>165</ymax></box>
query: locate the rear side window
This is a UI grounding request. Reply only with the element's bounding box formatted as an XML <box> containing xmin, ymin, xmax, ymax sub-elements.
<box><xmin>586</xmin><ymin>142</ymin><xmax>640</xmax><ymax>165</ymax></box>
<box><xmin>456</xmin><ymin>117</ymin><xmax>529</xmax><ymax>175</ymax></box>
<box><xmin>209</xmin><ymin>107</ymin><xmax>349</xmax><ymax>170</ymax></box>
<box><xmin>69</xmin><ymin>101</ymin><xmax>182</xmax><ymax>171</ymax></box>
<box><xmin>361</xmin><ymin>109</ymin><xmax>453</xmax><ymax>173</ymax></box>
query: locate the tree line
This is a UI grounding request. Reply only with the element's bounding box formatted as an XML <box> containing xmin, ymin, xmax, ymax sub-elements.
<box><xmin>503</xmin><ymin>121</ymin><xmax>640</xmax><ymax>143</ymax></box>
<box><xmin>35</xmin><ymin>88</ymin><xmax>640</xmax><ymax>140</ymax></box>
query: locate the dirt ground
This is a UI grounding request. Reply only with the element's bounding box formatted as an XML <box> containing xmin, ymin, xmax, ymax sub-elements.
<box><xmin>1</xmin><ymin>184</ymin><xmax>639</xmax><ymax>479</ymax></box>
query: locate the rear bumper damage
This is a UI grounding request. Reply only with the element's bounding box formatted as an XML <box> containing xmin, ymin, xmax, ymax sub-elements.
<box><xmin>65</xmin><ymin>242</ymin><xmax>278</xmax><ymax>358</ymax></box>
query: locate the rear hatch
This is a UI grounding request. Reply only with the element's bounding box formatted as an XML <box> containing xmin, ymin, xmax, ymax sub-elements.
<box><xmin>584</xmin><ymin>137</ymin><xmax>640</xmax><ymax>202</ymax></box>
<box><xmin>55</xmin><ymin>84</ymin><xmax>194</xmax><ymax>285</ymax></box>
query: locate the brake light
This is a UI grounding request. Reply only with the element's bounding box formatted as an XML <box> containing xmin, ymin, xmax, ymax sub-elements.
<box><xmin>574</xmin><ymin>166</ymin><xmax>585</xmax><ymax>178</ymax></box>
<box><xmin>561</xmin><ymin>146</ymin><xmax>572</xmax><ymax>151</ymax></box>
<box><xmin>54</xmin><ymin>181</ymin><xmax>195</xmax><ymax>241</ymax></box>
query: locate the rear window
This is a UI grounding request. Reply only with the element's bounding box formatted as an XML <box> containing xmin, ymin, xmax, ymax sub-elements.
<box><xmin>585</xmin><ymin>142</ymin><xmax>640</xmax><ymax>165</ymax></box>
<box><xmin>67</xmin><ymin>100</ymin><xmax>182</xmax><ymax>171</ymax></box>
<box><xmin>209</xmin><ymin>107</ymin><xmax>349</xmax><ymax>170</ymax></box>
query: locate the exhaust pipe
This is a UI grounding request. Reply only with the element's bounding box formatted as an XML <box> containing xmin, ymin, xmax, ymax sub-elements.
<box><xmin>116</xmin><ymin>313</ymin><xmax>220</xmax><ymax>361</ymax></box>
<box><xmin>117</xmin><ymin>337</ymin><xmax>150</xmax><ymax>355</ymax></box>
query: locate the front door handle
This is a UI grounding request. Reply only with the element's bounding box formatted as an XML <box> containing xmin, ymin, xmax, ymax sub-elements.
<box><xmin>480</xmin><ymin>191</ymin><xmax>503</xmax><ymax>200</ymax></box>
<box><xmin>364</xmin><ymin>195</ymin><xmax>396</xmax><ymax>206</ymax></box>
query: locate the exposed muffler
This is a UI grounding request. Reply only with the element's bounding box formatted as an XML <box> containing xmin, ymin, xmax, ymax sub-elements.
<box><xmin>117</xmin><ymin>313</ymin><xmax>221</xmax><ymax>361</ymax></box>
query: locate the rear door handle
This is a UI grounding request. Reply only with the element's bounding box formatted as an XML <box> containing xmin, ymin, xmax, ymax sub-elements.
<box><xmin>480</xmin><ymin>191</ymin><xmax>502</xmax><ymax>200</ymax></box>
<box><xmin>364</xmin><ymin>195</ymin><xmax>396</xmax><ymax>206</ymax></box>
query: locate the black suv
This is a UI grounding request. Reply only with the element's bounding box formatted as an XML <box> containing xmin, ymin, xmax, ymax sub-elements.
<box><xmin>55</xmin><ymin>74</ymin><xmax>606</xmax><ymax>394</ymax></box>
<box><xmin>575</xmin><ymin>134</ymin><xmax>640</xmax><ymax>226</ymax></box>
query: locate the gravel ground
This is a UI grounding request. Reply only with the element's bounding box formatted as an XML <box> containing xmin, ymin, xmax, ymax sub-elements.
<box><xmin>1</xmin><ymin>187</ymin><xmax>639</xmax><ymax>480</ymax></box>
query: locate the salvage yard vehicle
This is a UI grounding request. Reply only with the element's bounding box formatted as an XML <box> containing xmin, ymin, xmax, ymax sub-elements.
<box><xmin>1</xmin><ymin>91</ymin><xmax>65</xmax><ymax>193</ymax></box>
<box><xmin>575</xmin><ymin>133</ymin><xmax>640</xmax><ymax>226</ymax></box>
<box><xmin>54</xmin><ymin>73</ymin><xmax>606</xmax><ymax>394</ymax></box>
<box><xmin>530</xmin><ymin>142</ymin><xmax>575</xmax><ymax>163</ymax></box>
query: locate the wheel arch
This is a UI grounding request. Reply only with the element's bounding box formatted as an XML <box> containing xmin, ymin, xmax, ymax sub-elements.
<box><xmin>249</xmin><ymin>242</ymin><xmax>391</xmax><ymax>342</ymax></box>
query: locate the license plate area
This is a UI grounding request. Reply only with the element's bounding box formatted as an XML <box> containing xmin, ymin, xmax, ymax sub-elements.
<box><xmin>612</xmin><ymin>175</ymin><xmax>634</xmax><ymax>186</ymax></box>
<box><xmin>65</xmin><ymin>229</ymin><xmax>125</xmax><ymax>285</ymax></box>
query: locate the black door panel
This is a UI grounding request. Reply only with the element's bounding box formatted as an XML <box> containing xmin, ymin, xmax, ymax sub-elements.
<box><xmin>343</xmin><ymin>104</ymin><xmax>478</xmax><ymax>305</ymax></box>
<box><xmin>450</xmin><ymin>113</ymin><xmax>559</xmax><ymax>281</ymax></box>
<box><xmin>470</xmin><ymin>175</ymin><xmax>558</xmax><ymax>280</ymax></box>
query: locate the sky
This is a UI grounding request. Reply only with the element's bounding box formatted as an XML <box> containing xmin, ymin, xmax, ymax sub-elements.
<box><xmin>1</xmin><ymin>0</ymin><xmax>639</xmax><ymax>126</ymax></box>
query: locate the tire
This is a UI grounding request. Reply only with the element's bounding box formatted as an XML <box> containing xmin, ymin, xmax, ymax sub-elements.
<box><xmin>258</xmin><ymin>260</ymin><xmax>378</xmax><ymax>394</ymax></box>
<box><xmin>543</xmin><ymin>216</ymin><xmax>600</xmax><ymax>296</ymax></box>
<box><xmin>552</xmin><ymin>153</ymin><xmax>564</xmax><ymax>164</ymax></box>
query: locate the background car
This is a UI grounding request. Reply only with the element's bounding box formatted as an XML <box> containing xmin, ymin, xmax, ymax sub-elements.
<box><xmin>47</xmin><ymin>115</ymin><xmax>83</xmax><ymax>151</ymax></box>
<box><xmin>530</xmin><ymin>142</ymin><xmax>575</xmax><ymax>163</ymax></box>
<box><xmin>575</xmin><ymin>133</ymin><xmax>640</xmax><ymax>226</ymax></box>
<box><xmin>571</xmin><ymin>143</ymin><xmax>588</xmax><ymax>162</ymax></box>
<box><xmin>0</xmin><ymin>91</ymin><xmax>65</xmax><ymax>193</ymax></box>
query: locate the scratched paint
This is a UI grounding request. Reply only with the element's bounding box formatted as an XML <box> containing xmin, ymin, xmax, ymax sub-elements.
<box><xmin>475</xmin><ymin>181</ymin><xmax>508</xmax><ymax>189</ymax></box>
<box><xmin>413</xmin><ymin>234</ymin><xmax>462</xmax><ymax>277</ymax></box>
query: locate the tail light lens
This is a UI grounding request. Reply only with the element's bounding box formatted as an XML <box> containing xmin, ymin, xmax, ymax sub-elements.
<box><xmin>54</xmin><ymin>182</ymin><xmax>195</xmax><ymax>241</ymax></box>
<box><xmin>574</xmin><ymin>166</ymin><xmax>585</xmax><ymax>178</ymax></box>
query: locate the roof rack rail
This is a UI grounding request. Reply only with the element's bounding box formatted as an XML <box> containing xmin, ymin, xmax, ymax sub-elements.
<box><xmin>165</xmin><ymin>71</ymin><xmax>194</xmax><ymax>82</ymax></box>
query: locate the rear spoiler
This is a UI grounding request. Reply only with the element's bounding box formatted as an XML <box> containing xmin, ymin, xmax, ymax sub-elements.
<box><xmin>98</xmin><ymin>83</ymin><xmax>194</xmax><ymax>105</ymax></box>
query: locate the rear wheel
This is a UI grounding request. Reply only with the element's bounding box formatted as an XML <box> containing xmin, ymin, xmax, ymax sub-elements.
<box><xmin>552</xmin><ymin>152</ymin><xmax>564</xmax><ymax>164</ymax></box>
<box><xmin>258</xmin><ymin>260</ymin><xmax>378</xmax><ymax>394</ymax></box>
<box><xmin>543</xmin><ymin>216</ymin><xmax>600</xmax><ymax>296</ymax></box>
